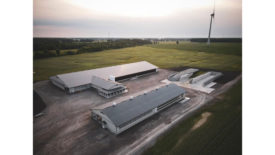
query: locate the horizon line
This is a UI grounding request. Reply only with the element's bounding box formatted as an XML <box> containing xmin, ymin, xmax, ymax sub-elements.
<box><xmin>33</xmin><ymin>37</ymin><xmax>242</xmax><ymax>39</ymax></box>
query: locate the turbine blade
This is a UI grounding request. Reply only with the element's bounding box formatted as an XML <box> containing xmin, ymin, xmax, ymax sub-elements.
<box><xmin>214</xmin><ymin>0</ymin><xmax>216</xmax><ymax>13</ymax></box>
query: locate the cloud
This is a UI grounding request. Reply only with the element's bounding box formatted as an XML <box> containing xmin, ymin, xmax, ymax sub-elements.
<box><xmin>33</xmin><ymin>0</ymin><xmax>242</xmax><ymax>37</ymax></box>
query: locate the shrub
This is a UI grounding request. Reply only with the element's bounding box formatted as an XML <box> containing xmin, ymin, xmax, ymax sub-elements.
<box><xmin>66</xmin><ymin>51</ymin><xmax>75</xmax><ymax>55</ymax></box>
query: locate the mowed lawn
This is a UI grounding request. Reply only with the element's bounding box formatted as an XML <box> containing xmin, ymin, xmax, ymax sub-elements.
<box><xmin>143</xmin><ymin>81</ymin><xmax>242</xmax><ymax>155</ymax></box>
<box><xmin>34</xmin><ymin>42</ymin><xmax>242</xmax><ymax>82</ymax></box>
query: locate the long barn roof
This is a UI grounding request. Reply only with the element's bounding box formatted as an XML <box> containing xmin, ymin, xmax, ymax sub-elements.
<box><xmin>100</xmin><ymin>84</ymin><xmax>185</xmax><ymax>127</ymax></box>
<box><xmin>50</xmin><ymin>61</ymin><xmax>158</xmax><ymax>88</ymax></box>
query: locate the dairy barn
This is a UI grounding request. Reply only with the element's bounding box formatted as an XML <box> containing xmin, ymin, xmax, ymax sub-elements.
<box><xmin>50</xmin><ymin>61</ymin><xmax>158</xmax><ymax>96</ymax></box>
<box><xmin>91</xmin><ymin>84</ymin><xmax>190</xmax><ymax>134</ymax></box>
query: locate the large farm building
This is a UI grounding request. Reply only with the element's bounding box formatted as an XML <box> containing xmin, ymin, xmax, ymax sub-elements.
<box><xmin>49</xmin><ymin>61</ymin><xmax>191</xmax><ymax>134</ymax></box>
<box><xmin>91</xmin><ymin>84</ymin><xmax>189</xmax><ymax>134</ymax></box>
<box><xmin>50</xmin><ymin>61</ymin><xmax>158</xmax><ymax>96</ymax></box>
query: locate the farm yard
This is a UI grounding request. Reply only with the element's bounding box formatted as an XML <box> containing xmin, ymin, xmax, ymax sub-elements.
<box><xmin>33</xmin><ymin>41</ymin><xmax>242</xmax><ymax>155</ymax></box>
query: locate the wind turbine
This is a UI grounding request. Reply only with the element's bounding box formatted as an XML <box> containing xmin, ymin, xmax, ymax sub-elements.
<box><xmin>207</xmin><ymin>0</ymin><xmax>215</xmax><ymax>45</ymax></box>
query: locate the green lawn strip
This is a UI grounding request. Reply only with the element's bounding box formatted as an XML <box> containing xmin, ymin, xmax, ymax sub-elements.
<box><xmin>143</xmin><ymin>80</ymin><xmax>242</xmax><ymax>155</ymax></box>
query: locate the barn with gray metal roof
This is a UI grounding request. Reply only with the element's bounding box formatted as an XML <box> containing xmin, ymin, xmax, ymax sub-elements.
<box><xmin>91</xmin><ymin>83</ymin><xmax>190</xmax><ymax>134</ymax></box>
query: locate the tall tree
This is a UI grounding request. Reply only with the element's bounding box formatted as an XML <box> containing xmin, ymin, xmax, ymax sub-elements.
<box><xmin>56</xmin><ymin>49</ymin><xmax>60</xmax><ymax>56</ymax></box>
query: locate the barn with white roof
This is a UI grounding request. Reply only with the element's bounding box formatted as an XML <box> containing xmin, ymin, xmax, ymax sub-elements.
<box><xmin>49</xmin><ymin>61</ymin><xmax>158</xmax><ymax>95</ymax></box>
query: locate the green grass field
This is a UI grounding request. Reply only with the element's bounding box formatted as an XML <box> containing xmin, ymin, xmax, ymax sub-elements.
<box><xmin>148</xmin><ymin>41</ymin><xmax>242</xmax><ymax>56</ymax></box>
<box><xmin>33</xmin><ymin>42</ymin><xmax>241</xmax><ymax>82</ymax></box>
<box><xmin>143</xmin><ymin>80</ymin><xmax>242</xmax><ymax>155</ymax></box>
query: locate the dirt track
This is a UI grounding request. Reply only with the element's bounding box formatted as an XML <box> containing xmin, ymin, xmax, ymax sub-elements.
<box><xmin>33</xmin><ymin>69</ymin><xmax>241</xmax><ymax>155</ymax></box>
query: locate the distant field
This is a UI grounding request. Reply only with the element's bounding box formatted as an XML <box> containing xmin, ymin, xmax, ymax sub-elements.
<box><xmin>143</xmin><ymin>80</ymin><xmax>242</xmax><ymax>155</ymax></box>
<box><xmin>148</xmin><ymin>41</ymin><xmax>242</xmax><ymax>56</ymax></box>
<box><xmin>34</xmin><ymin>42</ymin><xmax>242</xmax><ymax>82</ymax></box>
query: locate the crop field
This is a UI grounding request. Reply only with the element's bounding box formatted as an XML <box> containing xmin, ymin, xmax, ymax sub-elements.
<box><xmin>34</xmin><ymin>42</ymin><xmax>241</xmax><ymax>82</ymax></box>
<box><xmin>143</xmin><ymin>80</ymin><xmax>242</xmax><ymax>155</ymax></box>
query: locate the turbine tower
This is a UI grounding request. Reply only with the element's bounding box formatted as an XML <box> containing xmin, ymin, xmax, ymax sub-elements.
<box><xmin>207</xmin><ymin>0</ymin><xmax>215</xmax><ymax>45</ymax></box>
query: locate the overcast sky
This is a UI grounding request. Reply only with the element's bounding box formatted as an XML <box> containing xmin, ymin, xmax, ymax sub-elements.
<box><xmin>33</xmin><ymin>0</ymin><xmax>242</xmax><ymax>38</ymax></box>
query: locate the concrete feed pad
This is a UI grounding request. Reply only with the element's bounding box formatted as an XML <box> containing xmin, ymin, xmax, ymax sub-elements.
<box><xmin>195</xmin><ymin>75</ymin><xmax>217</xmax><ymax>86</ymax></box>
<box><xmin>179</xmin><ymin>83</ymin><xmax>215</xmax><ymax>94</ymax></box>
<box><xmin>205</xmin><ymin>82</ymin><xmax>216</xmax><ymax>88</ymax></box>
<box><xmin>168</xmin><ymin>66</ymin><xmax>240</xmax><ymax>84</ymax></box>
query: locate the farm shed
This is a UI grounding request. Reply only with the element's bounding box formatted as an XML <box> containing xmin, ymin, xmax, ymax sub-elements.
<box><xmin>50</xmin><ymin>61</ymin><xmax>158</xmax><ymax>94</ymax></box>
<box><xmin>91</xmin><ymin>84</ymin><xmax>189</xmax><ymax>134</ymax></box>
<box><xmin>91</xmin><ymin>76</ymin><xmax>127</xmax><ymax>98</ymax></box>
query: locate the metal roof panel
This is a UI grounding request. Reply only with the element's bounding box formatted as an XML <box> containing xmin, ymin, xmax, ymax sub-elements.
<box><xmin>101</xmin><ymin>84</ymin><xmax>185</xmax><ymax>126</ymax></box>
<box><xmin>54</xmin><ymin>61</ymin><xmax>158</xmax><ymax>88</ymax></box>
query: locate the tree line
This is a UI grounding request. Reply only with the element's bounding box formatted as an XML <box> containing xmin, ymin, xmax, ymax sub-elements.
<box><xmin>33</xmin><ymin>38</ymin><xmax>91</xmax><ymax>51</ymax></box>
<box><xmin>33</xmin><ymin>38</ymin><xmax>152</xmax><ymax>59</ymax></box>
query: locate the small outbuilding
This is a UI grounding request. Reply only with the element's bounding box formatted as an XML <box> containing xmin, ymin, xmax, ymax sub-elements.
<box><xmin>91</xmin><ymin>76</ymin><xmax>127</xmax><ymax>98</ymax></box>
